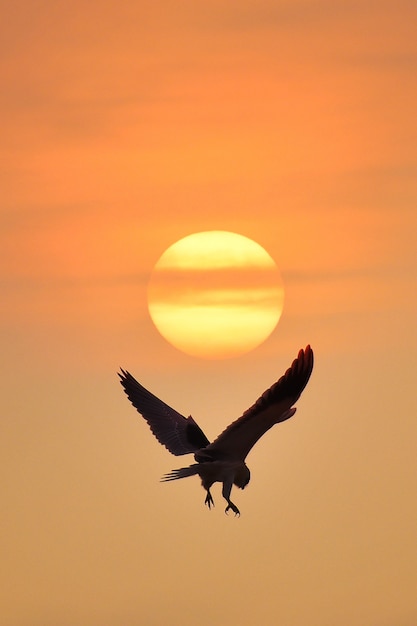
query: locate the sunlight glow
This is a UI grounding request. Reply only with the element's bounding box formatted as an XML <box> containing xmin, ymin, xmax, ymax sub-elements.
<box><xmin>147</xmin><ymin>231</ymin><xmax>284</xmax><ymax>358</ymax></box>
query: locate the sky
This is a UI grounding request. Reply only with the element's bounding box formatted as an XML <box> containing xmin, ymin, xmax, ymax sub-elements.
<box><xmin>1</xmin><ymin>1</ymin><xmax>417</xmax><ymax>624</ymax></box>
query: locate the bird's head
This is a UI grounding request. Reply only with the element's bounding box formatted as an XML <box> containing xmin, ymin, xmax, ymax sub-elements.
<box><xmin>234</xmin><ymin>464</ymin><xmax>251</xmax><ymax>490</ymax></box>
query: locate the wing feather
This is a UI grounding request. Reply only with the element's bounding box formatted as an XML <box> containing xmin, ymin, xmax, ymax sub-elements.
<box><xmin>201</xmin><ymin>345</ymin><xmax>314</xmax><ymax>462</ymax></box>
<box><xmin>118</xmin><ymin>370</ymin><xmax>210</xmax><ymax>456</ymax></box>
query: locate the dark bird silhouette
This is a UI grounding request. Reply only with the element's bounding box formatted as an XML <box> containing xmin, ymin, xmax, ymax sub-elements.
<box><xmin>119</xmin><ymin>345</ymin><xmax>313</xmax><ymax>516</ymax></box>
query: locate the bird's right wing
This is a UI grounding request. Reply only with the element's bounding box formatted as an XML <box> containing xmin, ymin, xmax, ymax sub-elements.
<box><xmin>201</xmin><ymin>345</ymin><xmax>314</xmax><ymax>462</ymax></box>
<box><xmin>119</xmin><ymin>369</ymin><xmax>210</xmax><ymax>456</ymax></box>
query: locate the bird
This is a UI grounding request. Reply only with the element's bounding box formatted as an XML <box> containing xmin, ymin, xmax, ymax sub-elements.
<box><xmin>118</xmin><ymin>345</ymin><xmax>313</xmax><ymax>516</ymax></box>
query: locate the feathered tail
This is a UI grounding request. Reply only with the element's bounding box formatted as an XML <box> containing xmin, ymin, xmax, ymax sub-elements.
<box><xmin>161</xmin><ymin>463</ymin><xmax>201</xmax><ymax>482</ymax></box>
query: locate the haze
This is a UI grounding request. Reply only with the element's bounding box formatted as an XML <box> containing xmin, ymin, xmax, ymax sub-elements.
<box><xmin>1</xmin><ymin>2</ymin><xmax>417</xmax><ymax>625</ymax></box>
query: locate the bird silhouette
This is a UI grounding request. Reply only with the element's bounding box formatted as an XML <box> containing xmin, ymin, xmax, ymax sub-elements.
<box><xmin>119</xmin><ymin>345</ymin><xmax>313</xmax><ymax>516</ymax></box>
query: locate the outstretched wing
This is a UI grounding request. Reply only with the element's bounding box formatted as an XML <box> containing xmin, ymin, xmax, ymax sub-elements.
<box><xmin>200</xmin><ymin>345</ymin><xmax>314</xmax><ymax>462</ymax></box>
<box><xmin>118</xmin><ymin>369</ymin><xmax>210</xmax><ymax>456</ymax></box>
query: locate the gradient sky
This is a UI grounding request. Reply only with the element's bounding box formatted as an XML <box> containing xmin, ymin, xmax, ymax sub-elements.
<box><xmin>2</xmin><ymin>2</ymin><xmax>417</xmax><ymax>625</ymax></box>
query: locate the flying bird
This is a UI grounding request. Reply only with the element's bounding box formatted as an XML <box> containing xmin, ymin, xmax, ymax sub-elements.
<box><xmin>119</xmin><ymin>345</ymin><xmax>313</xmax><ymax>516</ymax></box>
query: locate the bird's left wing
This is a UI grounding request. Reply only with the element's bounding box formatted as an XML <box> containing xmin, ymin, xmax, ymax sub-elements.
<box><xmin>200</xmin><ymin>345</ymin><xmax>314</xmax><ymax>462</ymax></box>
<box><xmin>119</xmin><ymin>369</ymin><xmax>210</xmax><ymax>456</ymax></box>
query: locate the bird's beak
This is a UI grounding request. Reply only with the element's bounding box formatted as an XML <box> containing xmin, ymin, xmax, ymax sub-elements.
<box><xmin>280</xmin><ymin>407</ymin><xmax>297</xmax><ymax>422</ymax></box>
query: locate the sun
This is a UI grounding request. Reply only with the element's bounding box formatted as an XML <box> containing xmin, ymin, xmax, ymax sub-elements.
<box><xmin>147</xmin><ymin>231</ymin><xmax>284</xmax><ymax>359</ymax></box>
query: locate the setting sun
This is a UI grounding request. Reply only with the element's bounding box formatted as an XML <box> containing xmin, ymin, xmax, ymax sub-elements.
<box><xmin>147</xmin><ymin>231</ymin><xmax>284</xmax><ymax>358</ymax></box>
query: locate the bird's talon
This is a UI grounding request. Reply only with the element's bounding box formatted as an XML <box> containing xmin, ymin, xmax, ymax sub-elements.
<box><xmin>205</xmin><ymin>491</ymin><xmax>214</xmax><ymax>510</ymax></box>
<box><xmin>225</xmin><ymin>503</ymin><xmax>240</xmax><ymax>517</ymax></box>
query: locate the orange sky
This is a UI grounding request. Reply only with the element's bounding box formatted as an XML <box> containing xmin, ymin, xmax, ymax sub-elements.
<box><xmin>2</xmin><ymin>2</ymin><xmax>417</xmax><ymax>625</ymax></box>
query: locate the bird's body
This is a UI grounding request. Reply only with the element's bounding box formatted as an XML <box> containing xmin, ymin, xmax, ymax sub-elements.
<box><xmin>119</xmin><ymin>345</ymin><xmax>313</xmax><ymax>516</ymax></box>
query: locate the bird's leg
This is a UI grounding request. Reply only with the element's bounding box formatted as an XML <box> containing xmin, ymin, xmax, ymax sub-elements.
<box><xmin>222</xmin><ymin>479</ymin><xmax>240</xmax><ymax>517</ymax></box>
<box><xmin>204</xmin><ymin>489</ymin><xmax>214</xmax><ymax>509</ymax></box>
